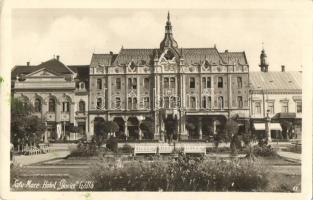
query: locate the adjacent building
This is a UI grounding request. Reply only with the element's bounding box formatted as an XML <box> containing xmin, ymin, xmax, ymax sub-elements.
<box><xmin>249</xmin><ymin>49</ymin><xmax>302</xmax><ymax>139</ymax></box>
<box><xmin>11</xmin><ymin>57</ymin><xmax>89</xmax><ymax>140</ymax></box>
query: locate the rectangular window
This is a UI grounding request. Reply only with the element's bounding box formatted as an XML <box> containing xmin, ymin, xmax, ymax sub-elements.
<box><xmin>267</xmin><ymin>102</ymin><xmax>274</xmax><ymax>114</ymax></box>
<box><xmin>144</xmin><ymin>97</ymin><xmax>150</xmax><ymax>108</ymax></box>
<box><xmin>170</xmin><ymin>77</ymin><xmax>175</xmax><ymax>89</ymax></box>
<box><xmin>128</xmin><ymin>78</ymin><xmax>132</xmax><ymax>90</ymax></box>
<box><xmin>202</xmin><ymin>96</ymin><xmax>207</xmax><ymax>108</ymax></box>
<box><xmin>237</xmin><ymin>77</ymin><xmax>242</xmax><ymax>89</ymax></box>
<box><xmin>202</xmin><ymin>77</ymin><xmax>211</xmax><ymax>88</ymax></box>
<box><xmin>144</xmin><ymin>78</ymin><xmax>150</xmax><ymax>90</ymax></box>
<box><xmin>133</xmin><ymin>98</ymin><xmax>137</xmax><ymax>109</ymax></box>
<box><xmin>255</xmin><ymin>102</ymin><xmax>261</xmax><ymax>114</ymax></box>
<box><xmin>128</xmin><ymin>97</ymin><xmax>132</xmax><ymax>110</ymax></box>
<box><xmin>164</xmin><ymin>77</ymin><xmax>169</xmax><ymax>89</ymax></box>
<box><xmin>132</xmin><ymin>78</ymin><xmax>137</xmax><ymax>89</ymax></box>
<box><xmin>208</xmin><ymin>96</ymin><xmax>212</xmax><ymax>109</ymax></box>
<box><xmin>97</xmin><ymin>79</ymin><xmax>102</xmax><ymax>90</ymax></box>
<box><xmin>190</xmin><ymin>96</ymin><xmax>196</xmax><ymax>109</ymax></box>
<box><xmin>115</xmin><ymin>97</ymin><xmax>121</xmax><ymax>108</ymax></box>
<box><xmin>281</xmin><ymin>102</ymin><xmax>288</xmax><ymax>113</ymax></box>
<box><xmin>218</xmin><ymin>77</ymin><xmax>223</xmax><ymax>88</ymax></box>
<box><xmin>62</xmin><ymin>102</ymin><xmax>69</xmax><ymax>112</ymax></box>
<box><xmin>189</xmin><ymin>77</ymin><xmax>195</xmax><ymax>89</ymax></box>
<box><xmin>296</xmin><ymin>102</ymin><xmax>302</xmax><ymax>113</ymax></box>
<box><xmin>237</xmin><ymin>96</ymin><xmax>243</xmax><ymax>108</ymax></box>
<box><xmin>170</xmin><ymin>97</ymin><xmax>176</xmax><ymax>108</ymax></box>
<box><xmin>164</xmin><ymin>97</ymin><xmax>170</xmax><ymax>109</ymax></box>
<box><xmin>97</xmin><ymin>98</ymin><xmax>102</xmax><ymax>109</ymax></box>
<box><xmin>116</xmin><ymin>78</ymin><xmax>121</xmax><ymax>90</ymax></box>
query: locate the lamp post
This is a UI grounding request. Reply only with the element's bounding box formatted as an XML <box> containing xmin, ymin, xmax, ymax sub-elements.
<box><xmin>137</xmin><ymin>115</ymin><xmax>145</xmax><ymax>140</ymax></box>
<box><xmin>265</xmin><ymin>109</ymin><xmax>271</xmax><ymax>143</ymax></box>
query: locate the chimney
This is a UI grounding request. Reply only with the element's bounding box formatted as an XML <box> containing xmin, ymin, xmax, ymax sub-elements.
<box><xmin>109</xmin><ymin>51</ymin><xmax>113</xmax><ymax>56</ymax></box>
<box><xmin>225</xmin><ymin>50</ymin><xmax>228</xmax><ymax>53</ymax></box>
<box><xmin>26</xmin><ymin>61</ymin><xmax>30</xmax><ymax>66</ymax></box>
<box><xmin>56</xmin><ymin>55</ymin><xmax>60</xmax><ymax>61</ymax></box>
<box><xmin>281</xmin><ymin>65</ymin><xmax>285</xmax><ymax>72</ymax></box>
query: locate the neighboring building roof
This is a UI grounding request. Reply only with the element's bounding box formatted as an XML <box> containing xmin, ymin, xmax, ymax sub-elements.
<box><xmin>11</xmin><ymin>58</ymin><xmax>75</xmax><ymax>78</ymax></box>
<box><xmin>220</xmin><ymin>51</ymin><xmax>248</xmax><ymax>65</ymax></box>
<box><xmin>249</xmin><ymin>71</ymin><xmax>302</xmax><ymax>92</ymax></box>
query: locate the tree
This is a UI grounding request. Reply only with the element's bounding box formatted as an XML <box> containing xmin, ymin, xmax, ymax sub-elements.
<box><xmin>139</xmin><ymin>119</ymin><xmax>155</xmax><ymax>139</ymax></box>
<box><xmin>218</xmin><ymin>118</ymin><xmax>240</xmax><ymax>153</ymax></box>
<box><xmin>94</xmin><ymin>120</ymin><xmax>119</xmax><ymax>147</ymax></box>
<box><xmin>11</xmin><ymin>97</ymin><xmax>45</xmax><ymax>149</ymax></box>
<box><xmin>280</xmin><ymin>120</ymin><xmax>293</xmax><ymax>140</ymax></box>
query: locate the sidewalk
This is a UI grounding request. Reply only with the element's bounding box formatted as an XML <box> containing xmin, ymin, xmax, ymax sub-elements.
<box><xmin>277</xmin><ymin>151</ymin><xmax>301</xmax><ymax>163</ymax></box>
<box><xmin>13</xmin><ymin>151</ymin><xmax>70</xmax><ymax>166</ymax></box>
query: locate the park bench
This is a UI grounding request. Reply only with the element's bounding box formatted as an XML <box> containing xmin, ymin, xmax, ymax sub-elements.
<box><xmin>158</xmin><ymin>145</ymin><xmax>173</xmax><ymax>154</ymax></box>
<box><xmin>183</xmin><ymin>145</ymin><xmax>206</xmax><ymax>155</ymax></box>
<box><xmin>23</xmin><ymin>146</ymin><xmax>41</xmax><ymax>156</ymax></box>
<box><xmin>134</xmin><ymin>145</ymin><xmax>157</xmax><ymax>155</ymax></box>
<box><xmin>39</xmin><ymin>144</ymin><xmax>50</xmax><ymax>153</ymax></box>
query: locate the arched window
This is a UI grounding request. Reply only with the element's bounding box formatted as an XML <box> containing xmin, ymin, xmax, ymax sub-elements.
<box><xmin>79</xmin><ymin>101</ymin><xmax>85</xmax><ymax>112</ymax></box>
<box><xmin>49</xmin><ymin>98</ymin><xmax>56</xmax><ymax>112</ymax></box>
<box><xmin>34</xmin><ymin>98</ymin><xmax>42</xmax><ymax>112</ymax></box>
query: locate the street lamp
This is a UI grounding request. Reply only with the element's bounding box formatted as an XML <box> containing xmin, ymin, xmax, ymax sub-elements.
<box><xmin>137</xmin><ymin>115</ymin><xmax>145</xmax><ymax>140</ymax></box>
<box><xmin>265</xmin><ymin>109</ymin><xmax>271</xmax><ymax>143</ymax></box>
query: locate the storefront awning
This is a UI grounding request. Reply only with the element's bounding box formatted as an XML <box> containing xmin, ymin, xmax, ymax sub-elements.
<box><xmin>254</xmin><ymin>123</ymin><xmax>282</xmax><ymax>131</ymax></box>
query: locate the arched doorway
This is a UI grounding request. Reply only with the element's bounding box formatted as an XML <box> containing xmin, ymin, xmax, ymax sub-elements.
<box><xmin>127</xmin><ymin>117</ymin><xmax>139</xmax><ymax>140</ymax></box>
<box><xmin>113</xmin><ymin>117</ymin><xmax>125</xmax><ymax>140</ymax></box>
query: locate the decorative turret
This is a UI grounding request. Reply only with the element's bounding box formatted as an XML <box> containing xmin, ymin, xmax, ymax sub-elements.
<box><xmin>160</xmin><ymin>12</ymin><xmax>178</xmax><ymax>51</ymax></box>
<box><xmin>259</xmin><ymin>48</ymin><xmax>269</xmax><ymax>72</ymax></box>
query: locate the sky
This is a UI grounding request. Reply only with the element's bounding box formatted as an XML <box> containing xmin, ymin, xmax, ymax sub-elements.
<box><xmin>11</xmin><ymin>8</ymin><xmax>308</xmax><ymax>71</ymax></box>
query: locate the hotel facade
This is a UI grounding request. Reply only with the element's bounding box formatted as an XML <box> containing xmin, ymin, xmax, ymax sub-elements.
<box><xmin>11</xmin><ymin>13</ymin><xmax>301</xmax><ymax>141</ymax></box>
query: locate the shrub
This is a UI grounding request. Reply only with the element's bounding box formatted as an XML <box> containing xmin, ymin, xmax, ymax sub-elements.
<box><xmin>106</xmin><ymin>137</ymin><xmax>118</xmax><ymax>153</ymax></box>
<box><xmin>70</xmin><ymin>141</ymin><xmax>98</xmax><ymax>157</ymax></box>
<box><xmin>86</xmin><ymin>153</ymin><xmax>269</xmax><ymax>191</ymax></box>
<box><xmin>246</xmin><ymin>145</ymin><xmax>278</xmax><ymax>158</ymax></box>
<box><xmin>118</xmin><ymin>144</ymin><xmax>133</xmax><ymax>154</ymax></box>
<box><xmin>10</xmin><ymin>164</ymin><xmax>22</xmax><ymax>185</ymax></box>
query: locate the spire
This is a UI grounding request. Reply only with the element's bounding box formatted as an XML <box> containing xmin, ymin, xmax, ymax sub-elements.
<box><xmin>259</xmin><ymin>45</ymin><xmax>269</xmax><ymax>72</ymax></box>
<box><xmin>160</xmin><ymin>11</ymin><xmax>178</xmax><ymax>51</ymax></box>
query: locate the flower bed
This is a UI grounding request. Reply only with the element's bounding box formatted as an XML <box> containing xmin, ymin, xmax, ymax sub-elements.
<box><xmin>86</xmin><ymin>154</ymin><xmax>269</xmax><ymax>191</ymax></box>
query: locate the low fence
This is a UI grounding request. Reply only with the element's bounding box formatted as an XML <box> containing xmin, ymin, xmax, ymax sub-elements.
<box><xmin>131</xmin><ymin>143</ymin><xmax>208</xmax><ymax>155</ymax></box>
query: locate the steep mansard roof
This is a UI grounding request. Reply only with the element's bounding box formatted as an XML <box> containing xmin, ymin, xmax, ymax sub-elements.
<box><xmin>91</xmin><ymin>48</ymin><xmax>248</xmax><ymax>67</ymax></box>
<box><xmin>249</xmin><ymin>71</ymin><xmax>302</xmax><ymax>92</ymax></box>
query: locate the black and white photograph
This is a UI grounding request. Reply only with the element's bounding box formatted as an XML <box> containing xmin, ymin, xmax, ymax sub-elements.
<box><xmin>0</xmin><ymin>0</ymin><xmax>312</xmax><ymax>199</ymax></box>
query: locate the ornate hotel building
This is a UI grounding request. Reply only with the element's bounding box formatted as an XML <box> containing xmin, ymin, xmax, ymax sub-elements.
<box><xmin>11</xmin><ymin>13</ymin><xmax>251</xmax><ymax>141</ymax></box>
<box><xmin>88</xmin><ymin>13</ymin><xmax>250</xmax><ymax>140</ymax></box>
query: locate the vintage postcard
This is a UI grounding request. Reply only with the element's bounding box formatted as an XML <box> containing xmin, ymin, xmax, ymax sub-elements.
<box><xmin>0</xmin><ymin>0</ymin><xmax>312</xmax><ymax>199</ymax></box>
